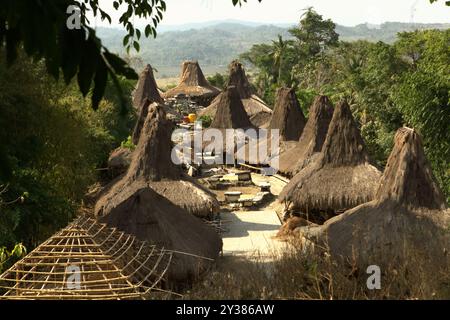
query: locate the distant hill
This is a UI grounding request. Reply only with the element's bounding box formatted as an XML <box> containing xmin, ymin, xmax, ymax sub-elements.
<box><xmin>96</xmin><ymin>21</ymin><xmax>449</xmax><ymax>78</ymax></box>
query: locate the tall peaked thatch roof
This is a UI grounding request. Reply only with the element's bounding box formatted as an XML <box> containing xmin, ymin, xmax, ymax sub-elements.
<box><xmin>162</xmin><ymin>61</ymin><xmax>220</xmax><ymax>104</ymax></box>
<box><xmin>269</xmin><ymin>87</ymin><xmax>306</xmax><ymax>141</ymax></box>
<box><xmin>198</xmin><ymin>61</ymin><xmax>272</xmax><ymax>127</ymax></box>
<box><xmin>278</xmin><ymin>96</ymin><xmax>334</xmax><ymax>176</ymax></box>
<box><xmin>236</xmin><ymin>88</ymin><xmax>306</xmax><ymax>165</ymax></box>
<box><xmin>128</xmin><ymin>103</ymin><xmax>180</xmax><ymax>182</ymax></box>
<box><xmin>319</xmin><ymin>100</ymin><xmax>370</xmax><ymax>167</ymax></box>
<box><xmin>227</xmin><ymin>60</ymin><xmax>254</xmax><ymax>98</ymax></box>
<box><xmin>311</xmin><ymin>127</ymin><xmax>450</xmax><ymax>262</ymax></box>
<box><xmin>98</xmin><ymin>103</ymin><xmax>220</xmax><ymax>218</ymax></box>
<box><xmin>279</xmin><ymin>100</ymin><xmax>381</xmax><ymax>214</ymax></box>
<box><xmin>376</xmin><ymin>128</ymin><xmax>447</xmax><ymax>210</ymax></box>
<box><xmin>133</xmin><ymin>64</ymin><xmax>164</xmax><ymax>109</ymax></box>
<box><xmin>210</xmin><ymin>86</ymin><xmax>254</xmax><ymax>129</ymax></box>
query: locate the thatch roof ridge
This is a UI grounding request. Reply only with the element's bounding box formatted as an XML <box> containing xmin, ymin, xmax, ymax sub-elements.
<box><xmin>133</xmin><ymin>64</ymin><xmax>164</xmax><ymax>109</ymax></box>
<box><xmin>376</xmin><ymin>127</ymin><xmax>447</xmax><ymax>210</ymax></box>
<box><xmin>268</xmin><ymin>87</ymin><xmax>306</xmax><ymax>141</ymax></box>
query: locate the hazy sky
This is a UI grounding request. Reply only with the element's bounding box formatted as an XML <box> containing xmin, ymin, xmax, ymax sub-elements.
<box><xmin>92</xmin><ymin>0</ymin><xmax>449</xmax><ymax>27</ymax></box>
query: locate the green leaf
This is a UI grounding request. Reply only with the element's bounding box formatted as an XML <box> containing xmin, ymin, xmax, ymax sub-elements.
<box><xmin>145</xmin><ymin>24</ymin><xmax>152</xmax><ymax>37</ymax></box>
<box><xmin>123</xmin><ymin>34</ymin><xmax>130</xmax><ymax>46</ymax></box>
<box><xmin>92</xmin><ymin>58</ymin><xmax>108</xmax><ymax>110</ymax></box>
<box><xmin>133</xmin><ymin>40</ymin><xmax>140</xmax><ymax>52</ymax></box>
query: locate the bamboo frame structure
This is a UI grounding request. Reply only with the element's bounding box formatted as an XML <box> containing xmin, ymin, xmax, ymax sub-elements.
<box><xmin>0</xmin><ymin>216</ymin><xmax>173</xmax><ymax>300</ymax></box>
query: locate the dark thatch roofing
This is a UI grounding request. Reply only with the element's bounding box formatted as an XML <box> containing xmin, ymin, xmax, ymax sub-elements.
<box><xmin>133</xmin><ymin>64</ymin><xmax>164</xmax><ymax>109</ymax></box>
<box><xmin>162</xmin><ymin>61</ymin><xmax>220</xmax><ymax>101</ymax></box>
<box><xmin>268</xmin><ymin>87</ymin><xmax>306</xmax><ymax>141</ymax></box>
<box><xmin>227</xmin><ymin>60</ymin><xmax>254</xmax><ymax>99</ymax></box>
<box><xmin>99</xmin><ymin>184</ymin><xmax>222</xmax><ymax>283</ymax></box>
<box><xmin>278</xmin><ymin>96</ymin><xmax>334</xmax><ymax>176</ymax></box>
<box><xmin>236</xmin><ymin>88</ymin><xmax>306</xmax><ymax>165</ymax></box>
<box><xmin>279</xmin><ymin>100</ymin><xmax>381</xmax><ymax>212</ymax></box>
<box><xmin>198</xmin><ymin>61</ymin><xmax>272</xmax><ymax>127</ymax></box>
<box><xmin>101</xmin><ymin>103</ymin><xmax>220</xmax><ymax>218</ymax></box>
<box><xmin>309</xmin><ymin>128</ymin><xmax>450</xmax><ymax>263</ymax></box>
<box><xmin>210</xmin><ymin>86</ymin><xmax>254</xmax><ymax>130</ymax></box>
<box><xmin>132</xmin><ymin>99</ymin><xmax>152</xmax><ymax>145</ymax></box>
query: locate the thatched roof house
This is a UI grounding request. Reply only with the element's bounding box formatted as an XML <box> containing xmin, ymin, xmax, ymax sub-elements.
<box><xmin>133</xmin><ymin>64</ymin><xmax>164</xmax><ymax>109</ymax></box>
<box><xmin>199</xmin><ymin>61</ymin><xmax>272</xmax><ymax>127</ymax></box>
<box><xmin>95</xmin><ymin>103</ymin><xmax>222</xmax><ymax>281</ymax></box>
<box><xmin>279</xmin><ymin>100</ymin><xmax>381</xmax><ymax>217</ymax></box>
<box><xmin>278</xmin><ymin>96</ymin><xmax>334</xmax><ymax>177</ymax></box>
<box><xmin>311</xmin><ymin>127</ymin><xmax>450</xmax><ymax>262</ymax></box>
<box><xmin>162</xmin><ymin>61</ymin><xmax>220</xmax><ymax>105</ymax></box>
<box><xmin>100</xmin><ymin>103</ymin><xmax>220</xmax><ymax>218</ymax></box>
<box><xmin>236</xmin><ymin>87</ymin><xmax>306</xmax><ymax>165</ymax></box>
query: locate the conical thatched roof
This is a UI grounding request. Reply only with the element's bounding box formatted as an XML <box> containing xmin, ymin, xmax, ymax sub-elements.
<box><xmin>210</xmin><ymin>86</ymin><xmax>254</xmax><ymax>129</ymax></box>
<box><xmin>198</xmin><ymin>61</ymin><xmax>272</xmax><ymax>127</ymax></box>
<box><xmin>162</xmin><ymin>61</ymin><xmax>220</xmax><ymax>104</ymax></box>
<box><xmin>133</xmin><ymin>64</ymin><xmax>164</xmax><ymax>109</ymax></box>
<box><xmin>97</xmin><ymin>103</ymin><xmax>220</xmax><ymax>218</ymax></box>
<box><xmin>269</xmin><ymin>87</ymin><xmax>306</xmax><ymax>141</ymax></box>
<box><xmin>227</xmin><ymin>60</ymin><xmax>254</xmax><ymax>98</ymax></box>
<box><xmin>309</xmin><ymin>128</ymin><xmax>450</xmax><ymax>263</ymax></box>
<box><xmin>236</xmin><ymin>88</ymin><xmax>306</xmax><ymax>165</ymax></box>
<box><xmin>95</xmin><ymin>104</ymin><xmax>222</xmax><ymax>281</ymax></box>
<box><xmin>278</xmin><ymin>96</ymin><xmax>334</xmax><ymax>176</ymax></box>
<box><xmin>107</xmin><ymin>99</ymin><xmax>174</xmax><ymax>179</ymax></box>
<box><xmin>376</xmin><ymin>128</ymin><xmax>447</xmax><ymax>209</ymax></box>
<box><xmin>279</xmin><ymin>100</ymin><xmax>381</xmax><ymax>214</ymax></box>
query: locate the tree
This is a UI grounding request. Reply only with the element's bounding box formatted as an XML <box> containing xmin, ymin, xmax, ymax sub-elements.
<box><xmin>270</xmin><ymin>35</ymin><xmax>294</xmax><ymax>85</ymax></box>
<box><xmin>289</xmin><ymin>8</ymin><xmax>339</xmax><ymax>58</ymax></box>
<box><xmin>393</xmin><ymin>30</ymin><xmax>450</xmax><ymax>201</ymax></box>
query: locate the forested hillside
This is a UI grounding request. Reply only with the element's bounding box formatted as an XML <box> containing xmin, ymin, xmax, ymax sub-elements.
<box><xmin>97</xmin><ymin>21</ymin><xmax>449</xmax><ymax>77</ymax></box>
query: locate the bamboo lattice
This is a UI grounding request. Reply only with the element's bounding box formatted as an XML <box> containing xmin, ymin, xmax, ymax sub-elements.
<box><xmin>0</xmin><ymin>216</ymin><xmax>172</xmax><ymax>300</ymax></box>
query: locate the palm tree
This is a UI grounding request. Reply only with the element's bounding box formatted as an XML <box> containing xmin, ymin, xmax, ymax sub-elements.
<box><xmin>270</xmin><ymin>35</ymin><xmax>293</xmax><ymax>86</ymax></box>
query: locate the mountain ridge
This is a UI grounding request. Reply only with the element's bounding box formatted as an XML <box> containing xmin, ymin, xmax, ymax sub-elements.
<box><xmin>96</xmin><ymin>21</ymin><xmax>449</xmax><ymax>78</ymax></box>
